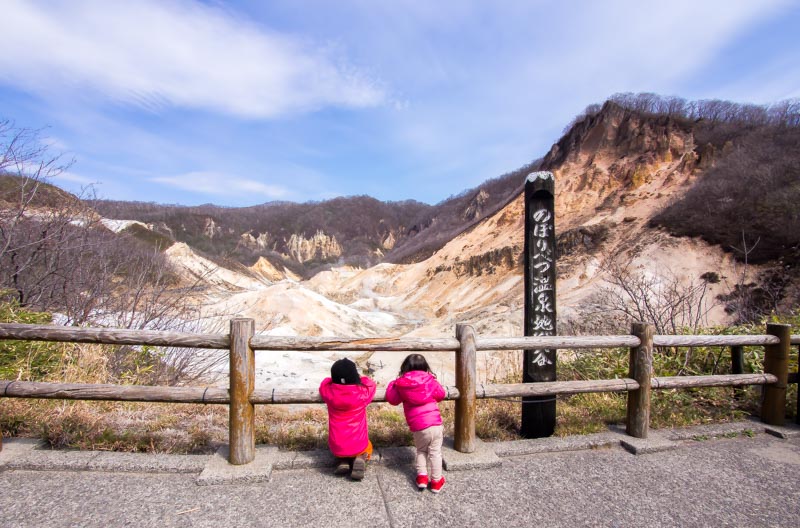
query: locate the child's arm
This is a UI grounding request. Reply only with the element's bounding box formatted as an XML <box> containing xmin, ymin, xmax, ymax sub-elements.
<box><xmin>432</xmin><ymin>378</ymin><xmax>446</xmax><ymax>402</ymax></box>
<box><xmin>319</xmin><ymin>377</ymin><xmax>333</xmax><ymax>404</ymax></box>
<box><xmin>360</xmin><ymin>376</ymin><xmax>377</xmax><ymax>403</ymax></box>
<box><xmin>385</xmin><ymin>379</ymin><xmax>402</xmax><ymax>406</ymax></box>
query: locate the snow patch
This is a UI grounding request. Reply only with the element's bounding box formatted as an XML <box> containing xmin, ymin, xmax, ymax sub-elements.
<box><xmin>100</xmin><ymin>218</ymin><xmax>148</xmax><ymax>233</ymax></box>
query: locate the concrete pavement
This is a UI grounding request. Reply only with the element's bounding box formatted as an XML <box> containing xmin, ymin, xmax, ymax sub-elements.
<box><xmin>1</xmin><ymin>421</ymin><xmax>798</xmax><ymax>527</ymax></box>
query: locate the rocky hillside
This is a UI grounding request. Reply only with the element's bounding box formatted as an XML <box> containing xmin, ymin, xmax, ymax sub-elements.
<box><xmin>100</xmin><ymin>95</ymin><xmax>800</xmax><ymax>328</ymax></box>
<box><xmin>94</xmin><ymin>166</ymin><xmax>533</xmax><ymax>277</ymax></box>
<box><xmin>299</xmin><ymin>96</ymin><xmax>800</xmax><ymax>340</ymax></box>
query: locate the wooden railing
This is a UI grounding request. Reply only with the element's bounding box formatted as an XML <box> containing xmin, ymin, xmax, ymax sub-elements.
<box><xmin>0</xmin><ymin>320</ymin><xmax>797</xmax><ymax>465</ymax></box>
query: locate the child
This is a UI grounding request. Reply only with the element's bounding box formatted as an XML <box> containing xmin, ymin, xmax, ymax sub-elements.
<box><xmin>386</xmin><ymin>353</ymin><xmax>447</xmax><ymax>493</ymax></box>
<box><xmin>319</xmin><ymin>358</ymin><xmax>376</xmax><ymax>480</ymax></box>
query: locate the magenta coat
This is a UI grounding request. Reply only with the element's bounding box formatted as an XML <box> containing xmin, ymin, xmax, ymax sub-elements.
<box><xmin>319</xmin><ymin>376</ymin><xmax>376</xmax><ymax>457</ymax></box>
<box><xmin>386</xmin><ymin>370</ymin><xmax>445</xmax><ymax>432</ymax></box>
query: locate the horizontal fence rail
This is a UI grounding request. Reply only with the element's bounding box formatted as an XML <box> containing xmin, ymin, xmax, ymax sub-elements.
<box><xmin>0</xmin><ymin>380</ymin><xmax>231</xmax><ymax>404</ymax></box>
<box><xmin>0</xmin><ymin>323</ymin><xmax>230</xmax><ymax>349</ymax></box>
<box><xmin>1</xmin><ymin>374</ymin><xmax>779</xmax><ymax>403</ymax></box>
<box><xmin>653</xmin><ymin>335</ymin><xmax>780</xmax><ymax>347</ymax></box>
<box><xmin>0</xmin><ymin>380</ymin><xmax>460</xmax><ymax>404</ymax></box>
<box><xmin>250</xmin><ymin>335</ymin><xmax>460</xmax><ymax>351</ymax></box>
<box><xmin>476</xmin><ymin>335</ymin><xmax>641</xmax><ymax>350</ymax></box>
<box><xmin>651</xmin><ymin>373</ymin><xmax>778</xmax><ymax>389</ymax></box>
<box><xmin>3</xmin><ymin>322</ymin><xmax>786</xmax><ymax>352</ymax></box>
<box><xmin>0</xmin><ymin>321</ymin><xmax>797</xmax><ymax>464</ymax></box>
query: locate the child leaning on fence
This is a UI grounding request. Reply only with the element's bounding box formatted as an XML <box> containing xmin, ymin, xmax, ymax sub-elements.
<box><xmin>386</xmin><ymin>353</ymin><xmax>447</xmax><ymax>493</ymax></box>
<box><xmin>319</xmin><ymin>358</ymin><xmax>376</xmax><ymax>480</ymax></box>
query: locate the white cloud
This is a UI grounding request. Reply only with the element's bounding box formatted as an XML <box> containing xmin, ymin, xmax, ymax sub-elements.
<box><xmin>151</xmin><ymin>171</ymin><xmax>289</xmax><ymax>199</ymax></box>
<box><xmin>375</xmin><ymin>0</ymin><xmax>795</xmax><ymax>169</ymax></box>
<box><xmin>54</xmin><ymin>171</ymin><xmax>96</xmax><ymax>185</ymax></box>
<box><xmin>0</xmin><ymin>0</ymin><xmax>385</xmax><ymax>118</ymax></box>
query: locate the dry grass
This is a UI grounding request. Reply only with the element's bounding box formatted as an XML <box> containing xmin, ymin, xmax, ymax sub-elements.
<box><xmin>0</xmin><ymin>382</ymin><xmax>783</xmax><ymax>453</ymax></box>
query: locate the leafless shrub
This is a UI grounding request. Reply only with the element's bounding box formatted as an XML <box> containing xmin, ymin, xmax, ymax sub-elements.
<box><xmin>1</xmin><ymin>120</ymin><xmax>225</xmax><ymax>385</ymax></box>
<box><xmin>581</xmin><ymin>253</ymin><xmax>717</xmax><ymax>336</ymax></box>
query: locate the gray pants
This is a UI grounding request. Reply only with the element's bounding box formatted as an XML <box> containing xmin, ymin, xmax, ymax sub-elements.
<box><xmin>412</xmin><ymin>424</ymin><xmax>443</xmax><ymax>480</ymax></box>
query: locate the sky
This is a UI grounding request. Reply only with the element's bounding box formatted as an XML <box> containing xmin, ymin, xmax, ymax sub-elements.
<box><xmin>1</xmin><ymin>0</ymin><xmax>799</xmax><ymax>207</ymax></box>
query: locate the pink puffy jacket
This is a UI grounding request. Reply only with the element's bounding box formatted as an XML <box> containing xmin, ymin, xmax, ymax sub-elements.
<box><xmin>386</xmin><ymin>370</ymin><xmax>445</xmax><ymax>432</ymax></box>
<box><xmin>319</xmin><ymin>376</ymin><xmax>376</xmax><ymax>457</ymax></box>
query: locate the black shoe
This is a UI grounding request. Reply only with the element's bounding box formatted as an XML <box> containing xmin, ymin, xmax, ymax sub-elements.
<box><xmin>334</xmin><ymin>458</ymin><xmax>352</xmax><ymax>476</ymax></box>
<box><xmin>350</xmin><ymin>454</ymin><xmax>367</xmax><ymax>481</ymax></box>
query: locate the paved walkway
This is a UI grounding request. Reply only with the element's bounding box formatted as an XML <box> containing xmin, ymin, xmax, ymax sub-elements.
<box><xmin>1</xmin><ymin>421</ymin><xmax>798</xmax><ymax>527</ymax></box>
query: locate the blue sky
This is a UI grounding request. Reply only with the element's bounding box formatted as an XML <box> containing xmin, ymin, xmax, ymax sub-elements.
<box><xmin>1</xmin><ymin>0</ymin><xmax>799</xmax><ymax>207</ymax></box>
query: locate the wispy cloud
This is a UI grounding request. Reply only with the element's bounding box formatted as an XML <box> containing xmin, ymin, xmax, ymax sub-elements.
<box><xmin>368</xmin><ymin>0</ymin><xmax>796</xmax><ymax>177</ymax></box>
<box><xmin>54</xmin><ymin>171</ymin><xmax>96</xmax><ymax>186</ymax></box>
<box><xmin>2</xmin><ymin>0</ymin><xmax>796</xmax><ymax>206</ymax></box>
<box><xmin>150</xmin><ymin>171</ymin><xmax>290</xmax><ymax>200</ymax></box>
<box><xmin>0</xmin><ymin>0</ymin><xmax>385</xmax><ymax>118</ymax></box>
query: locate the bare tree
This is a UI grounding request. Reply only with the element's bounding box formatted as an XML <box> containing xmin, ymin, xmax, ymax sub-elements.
<box><xmin>0</xmin><ymin>120</ymin><xmax>99</xmax><ymax>310</ymax></box>
<box><xmin>1</xmin><ymin>120</ymin><xmax>226</xmax><ymax>385</ymax></box>
<box><xmin>583</xmin><ymin>253</ymin><xmax>717</xmax><ymax>336</ymax></box>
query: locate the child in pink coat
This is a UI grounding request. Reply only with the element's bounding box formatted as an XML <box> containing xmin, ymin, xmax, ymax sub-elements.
<box><xmin>319</xmin><ymin>358</ymin><xmax>376</xmax><ymax>480</ymax></box>
<box><xmin>386</xmin><ymin>353</ymin><xmax>447</xmax><ymax>493</ymax></box>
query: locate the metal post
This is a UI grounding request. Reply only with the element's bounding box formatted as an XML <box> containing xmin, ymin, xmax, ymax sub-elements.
<box><xmin>761</xmin><ymin>323</ymin><xmax>789</xmax><ymax>426</ymax></box>
<box><xmin>455</xmin><ymin>324</ymin><xmax>477</xmax><ymax>453</ymax></box>
<box><xmin>521</xmin><ymin>171</ymin><xmax>557</xmax><ymax>438</ymax></box>
<box><xmin>229</xmin><ymin>318</ymin><xmax>255</xmax><ymax>464</ymax></box>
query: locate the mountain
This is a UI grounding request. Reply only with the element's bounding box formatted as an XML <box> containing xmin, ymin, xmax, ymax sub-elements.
<box><xmin>95</xmin><ymin>95</ymin><xmax>800</xmax><ymax>327</ymax></box>
<box><xmin>93</xmin><ymin>166</ymin><xmax>535</xmax><ymax>277</ymax></box>
<box><xmin>7</xmin><ymin>93</ymin><xmax>799</xmax><ymax>387</ymax></box>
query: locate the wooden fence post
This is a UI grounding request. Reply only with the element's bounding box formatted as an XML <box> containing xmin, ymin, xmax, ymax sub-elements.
<box><xmin>229</xmin><ymin>318</ymin><xmax>255</xmax><ymax>464</ymax></box>
<box><xmin>731</xmin><ymin>345</ymin><xmax>744</xmax><ymax>400</ymax></box>
<box><xmin>761</xmin><ymin>323</ymin><xmax>790</xmax><ymax>426</ymax></box>
<box><xmin>455</xmin><ymin>324</ymin><xmax>477</xmax><ymax>453</ymax></box>
<box><xmin>626</xmin><ymin>322</ymin><xmax>654</xmax><ymax>438</ymax></box>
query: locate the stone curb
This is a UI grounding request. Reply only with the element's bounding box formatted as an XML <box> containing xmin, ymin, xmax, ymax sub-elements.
<box><xmin>196</xmin><ymin>445</ymin><xmax>277</xmax><ymax>486</ymax></box>
<box><xmin>763</xmin><ymin>422</ymin><xmax>800</xmax><ymax>439</ymax></box>
<box><xmin>492</xmin><ymin>431</ymin><xmax>619</xmax><ymax>457</ymax></box>
<box><xmin>442</xmin><ymin>437</ymin><xmax>502</xmax><ymax>471</ymax></box>
<box><xmin>618</xmin><ymin>431</ymin><xmax>678</xmax><ymax>455</ymax></box>
<box><xmin>667</xmin><ymin>421</ymin><xmax>761</xmax><ymax>441</ymax></box>
<box><xmin>1</xmin><ymin>420</ymin><xmax>792</xmax><ymax>483</ymax></box>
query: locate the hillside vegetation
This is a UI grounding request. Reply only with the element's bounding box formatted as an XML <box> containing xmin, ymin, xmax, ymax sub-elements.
<box><xmin>94</xmin><ymin>164</ymin><xmax>535</xmax><ymax>276</ymax></box>
<box><xmin>561</xmin><ymin>94</ymin><xmax>800</xmax><ymax>265</ymax></box>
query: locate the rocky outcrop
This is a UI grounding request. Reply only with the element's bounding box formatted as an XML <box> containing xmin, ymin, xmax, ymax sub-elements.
<box><xmin>249</xmin><ymin>256</ymin><xmax>300</xmax><ymax>282</ymax></box>
<box><xmin>203</xmin><ymin>218</ymin><xmax>221</xmax><ymax>239</ymax></box>
<box><xmin>239</xmin><ymin>231</ymin><xmax>273</xmax><ymax>251</ymax></box>
<box><xmin>382</xmin><ymin>231</ymin><xmax>396</xmax><ymax>250</ymax></box>
<box><xmin>540</xmin><ymin>101</ymin><xmax>699</xmax><ymax>227</ymax></box>
<box><xmin>463</xmin><ymin>189</ymin><xmax>489</xmax><ymax>221</ymax></box>
<box><xmin>285</xmin><ymin>231</ymin><xmax>343</xmax><ymax>263</ymax></box>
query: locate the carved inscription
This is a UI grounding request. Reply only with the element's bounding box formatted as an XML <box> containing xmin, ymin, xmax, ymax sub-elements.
<box><xmin>529</xmin><ymin>207</ymin><xmax>555</xmax><ymax>366</ymax></box>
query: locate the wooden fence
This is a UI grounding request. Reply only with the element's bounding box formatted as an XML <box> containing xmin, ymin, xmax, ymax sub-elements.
<box><xmin>0</xmin><ymin>320</ymin><xmax>797</xmax><ymax>465</ymax></box>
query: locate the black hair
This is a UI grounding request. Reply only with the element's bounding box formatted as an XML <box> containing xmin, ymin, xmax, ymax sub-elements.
<box><xmin>399</xmin><ymin>354</ymin><xmax>432</xmax><ymax>376</ymax></box>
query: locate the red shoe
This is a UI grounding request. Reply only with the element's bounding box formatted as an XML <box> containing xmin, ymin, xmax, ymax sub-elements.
<box><xmin>416</xmin><ymin>474</ymin><xmax>429</xmax><ymax>490</ymax></box>
<box><xmin>430</xmin><ymin>476</ymin><xmax>445</xmax><ymax>493</ymax></box>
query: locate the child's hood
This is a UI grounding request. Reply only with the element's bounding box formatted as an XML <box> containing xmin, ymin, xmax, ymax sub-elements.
<box><xmin>393</xmin><ymin>371</ymin><xmax>440</xmax><ymax>404</ymax></box>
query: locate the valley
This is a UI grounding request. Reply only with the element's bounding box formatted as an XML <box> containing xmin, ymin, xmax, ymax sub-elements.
<box><xmin>151</xmin><ymin>102</ymin><xmax>768</xmax><ymax>390</ymax></box>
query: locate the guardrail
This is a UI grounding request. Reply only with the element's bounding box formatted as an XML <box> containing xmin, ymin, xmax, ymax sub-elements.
<box><xmin>0</xmin><ymin>320</ymin><xmax>797</xmax><ymax>465</ymax></box>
